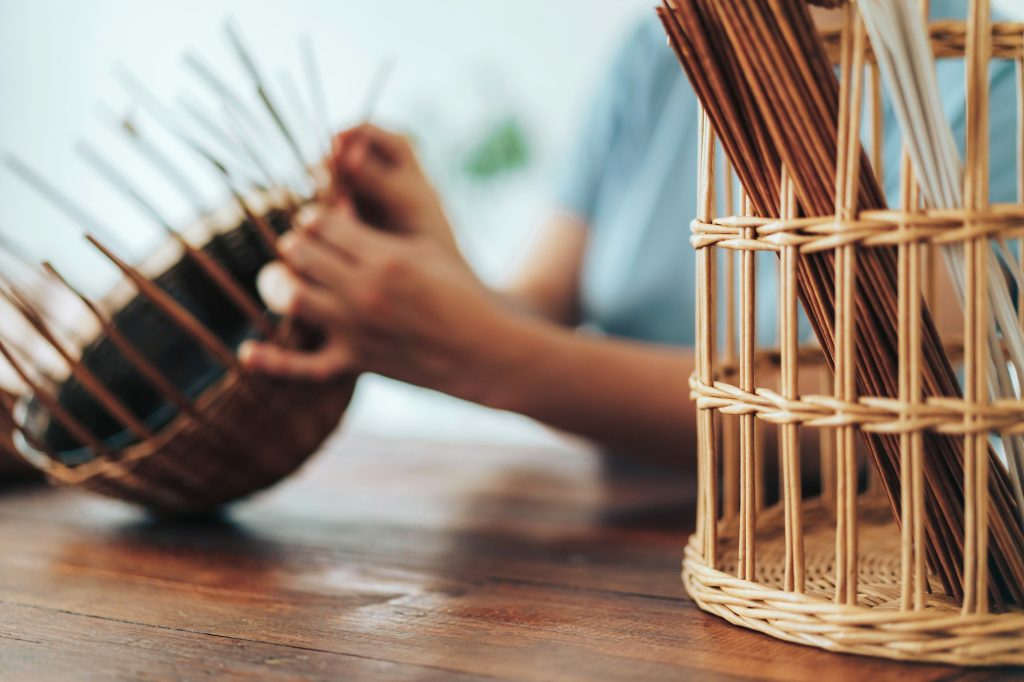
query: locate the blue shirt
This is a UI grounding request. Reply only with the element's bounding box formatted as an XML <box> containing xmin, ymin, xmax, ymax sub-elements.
<box><xmin>556</xmin><ymin>2</ymin><xmax>1017</xmax><ymax>347</ymax></box>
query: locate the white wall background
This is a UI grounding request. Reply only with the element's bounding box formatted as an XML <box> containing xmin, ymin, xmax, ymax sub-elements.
<box><xmin>0</xmin><ymin>0</ymin><xmax>652</xmax><ymax>444</ymax></box>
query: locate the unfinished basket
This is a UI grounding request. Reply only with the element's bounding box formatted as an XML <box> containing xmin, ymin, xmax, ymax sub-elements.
<box><xmin>682</xmin><ymin>3</ymin><xmax>1024</xmax><ymax>667</ymax></box>
<box><xmin>0</xmin><ymin>27</ymin><xmax>356</xmax><ymax>513</ymax></box>
<box><xmin>3</xmin><ymin>192</ymin><xmax>355</xmax><ymax>514</ymax></box>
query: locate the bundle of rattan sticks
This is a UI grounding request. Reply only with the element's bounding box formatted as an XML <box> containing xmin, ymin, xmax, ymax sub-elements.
<box><xmin>659</xmin><ymin>0</ymin><xmax>1024</xmax><ymax>606</ymax></box>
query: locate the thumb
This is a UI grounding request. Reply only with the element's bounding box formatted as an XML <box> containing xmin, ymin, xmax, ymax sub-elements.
<box><xmin>239</xmin><ymin>338</ymin><xmax>354</xmax><ymax>382</ymax></box>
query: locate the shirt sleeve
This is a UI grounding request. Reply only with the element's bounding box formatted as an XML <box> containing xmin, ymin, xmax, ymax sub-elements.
<box><xmin>552</xmin><ymin>20</ymin><xmax>649</xmax><ymax>223</ymax></box>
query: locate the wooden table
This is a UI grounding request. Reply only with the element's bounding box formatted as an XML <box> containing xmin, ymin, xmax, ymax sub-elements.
<box><xmin>0</xmin><ymin>435</ymin><xmax>1017</xmax><ymax>681</ymax></box>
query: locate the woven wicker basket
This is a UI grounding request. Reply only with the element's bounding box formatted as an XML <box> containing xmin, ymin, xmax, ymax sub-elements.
<box><xmin>8</xmin><ymin>192</ymin><xmax>355</xmax><ymax>514</ymax></box>
<box><xmin>685</xmin><ymin>7</ymin><xmax>1024</xmax><ymax>667</ymax></box>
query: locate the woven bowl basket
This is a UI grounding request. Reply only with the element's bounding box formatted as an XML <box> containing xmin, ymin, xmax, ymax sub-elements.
<box><xmin>9</xmin><ymin>191</ymin><xmax>355</xmax><ymax>514</ymax></box>
<box><xmin>684</xmin><ymin>9</ymin><xmax>1024</xmax><ymax>667</ymax></box>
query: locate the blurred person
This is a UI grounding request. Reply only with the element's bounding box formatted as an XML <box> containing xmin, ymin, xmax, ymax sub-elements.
<box><xmin>239</xmin><ymin>1</ymin><xmax>1016</xmax><ymax>469</ymax></box>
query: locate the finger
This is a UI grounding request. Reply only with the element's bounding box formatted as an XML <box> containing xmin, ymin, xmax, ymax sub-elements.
<box><xmin>256</xmin><ymin>261</ymin><xmax>296</xmax><ymax>314</ymax></box>
<box><xmin>301</xmin><ymin>207</ymin><xmax>394</xmax><ymax>260</ymax></box>
<box><xmin>294</xmin><ymin>201</ymin><xmax>354</xmax><ymax>234</ymax></box>
<box><xmin>239</xmin><ymin>339</ymin><xmax>353</xmax><ymax>382</ymax></box>
<box><xmin>341</xmin><ymin>140</ymin><xmax>405</xmax><ymax>203</ymax></box>
<box><xmin>334</xmin><ymin>124</ymin><xmax>411</xmax><ymax>166</ymax></box>
<box><xmin>278</xmin><ymin>230</ymin><xmax>358</xmax><ymax>290</ymax></box>
<box><xmin>256</xmin><ymin>261</ymin><xmax>349</xmax><ymax>326</ymax></box>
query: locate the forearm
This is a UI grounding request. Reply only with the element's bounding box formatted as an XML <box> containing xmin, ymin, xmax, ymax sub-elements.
<box><xmin>497</xmin><ymin>282</ymin><xmax>578</xmax><ymax>326</ymax></box>
<box><xmin>495</xmin><ymin>213</ymin><xmax>587</xmax><ymax>326</ymax></box>
<box><xmin>474</xmin><ymin>314</ymin><xmax>696</xmax><ymax>469</ymax></box>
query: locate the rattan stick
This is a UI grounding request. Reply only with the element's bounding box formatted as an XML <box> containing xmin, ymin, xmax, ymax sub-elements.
<box><xmin>898</xmin><ymin>153</ymin><xmax>928</xmax><ymax>611</ymax></box>
<box><xmin>869</xmin><ymin>61</ymin><xmax>884</xmax><ymax>182</ymax></box>
<box><xmin>1014</xmin><ymin>49</ymin><xmax>1024</xmax><ymax>521</ymax></box>
<box><xmin>85</xmin><ymin>234</ymin><xmax>241</xmax><ymax>371</ymax></box>
<box><xmin>697</xmin><ymin>111</ymin><xmax>719</xmax><ymax>568</ymax></box>
<box><xmin>300</xmin><ymin>35</ymin><xmax>331</xmax><ymax>159</ymax></box>
<box><xmin>188</xmin><ymin>146</ymin><xmax>288</xmax><ymax>262</ymax></box>
<box><xmin>182</xmin><ymin>50</ymin><xmax>274</xmax><ymax>145</ymax></box>
<box><xmin>225</xmin><ymin>22</ymin><xmax>311</xmax><ymax>183</ymax></box>
<box><xmin>0</xmin><ymin>285</ymin><xmax>154</xmax><ymax>442</ymax></box>
<box><xmin>780</xmin><ymin>168</ymin><xmax>804</xmax><ymax>593</ymax></box>
<box><xmin>76</xmin><ymin>141</ymin><xmax>276</xmax><ymax>340</ymax></box>
<box><xmin>278</xmin><ymin>70</ymin><xmax>319</xmax><ymax>164</ymax></box>
<box><xmin>115</xmin><ymin>66</ymin><xmax>267</xmax><ymax>190</ymax></box>
<box><xmin>739</xmin><ymin>184</ymin><xmax>757</xmax><ymax>581</ymax></box>
<box><xmin>2</xmin><ymin>155</ymin><xmax>129</xmax><ymax>254</ymax></box>
<box><xmin>218</xmin><ymin>104</ymin><xmax>286</xmax><ymax>192</ymax></box>
<box><xmin>962</xmin><ymin>0</ymin><xmax>991</xmax><ymax>616</ymax></box>
<box><xmin>833</xmin><ymin>4</ymin><xmax>865</xmax><ymax>606</ymax></box>
<box><xmin>100</xmin><ymin>107</ymin><xmax>211</xmax><ymax>216</ymax></box>
<box><xmin>722</xmin><ymin>160</ymin><xmax>740</xmax><ymax>522</ymax></box>
<box><xmin>178</xmin><ymin>96</ymin><xmax>269</xmax><ymax>189</ymax></box>
<box><xmin>361</xmin><ymin>58</ymin><xmax>397</xmax><ymax>124</ymax></box>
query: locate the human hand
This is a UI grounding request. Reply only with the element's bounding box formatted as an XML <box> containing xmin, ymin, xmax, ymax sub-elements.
<box><xmin>240</xmin><ymin>202</ymin><xmax>523</xmax><ymax>402</ymax></box>
<box><xmin>332</xmin><ymin>124</ymin><xmax>461</xmax><ymax>261</ymax></box>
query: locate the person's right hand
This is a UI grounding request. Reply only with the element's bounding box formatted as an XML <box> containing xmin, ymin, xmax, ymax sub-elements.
<box><xmin>331</xmin><ymin>124</ymin><xmax>461</xmax><ymax>262</ymax></box>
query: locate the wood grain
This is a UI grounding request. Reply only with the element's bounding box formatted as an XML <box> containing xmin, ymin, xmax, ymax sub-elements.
<box><xmin>0</xmin><ymin>436</ymin><xmax>1016</xmax><ymax>680</ymax></box>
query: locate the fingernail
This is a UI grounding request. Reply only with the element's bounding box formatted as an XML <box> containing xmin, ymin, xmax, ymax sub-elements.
<box><xmin>345</xmin><ymin>142</ymin><xmax>367</xmax><ymax>170</ymax></box>
<box><xmin>278</xmin><ymin>231</ymin><xmax>299</xmax><ymax>256</ymax></box>
<box><xmin>295</xmin><ymin>204</ymin><xmax>321</xmax><ymax>230</ymax></box>
<box><xmin>238</xmin><ymin>340</ymin><xmax>255</xmax><ymax>364</ymax></box>
<box><xmin>257</xmin><ymin>263</ymin><xmax>296</xmax><ymax>315</ymax></box>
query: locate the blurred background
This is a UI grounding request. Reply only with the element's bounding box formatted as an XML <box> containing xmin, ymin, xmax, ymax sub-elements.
<box><xmin>0</xmin><ymin>0</ymin><xmax>651</xmax><ymax>445</ymax></box>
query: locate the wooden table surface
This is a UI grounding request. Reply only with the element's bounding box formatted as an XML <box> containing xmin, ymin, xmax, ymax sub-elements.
<box><xmin>0</xmin><ymin>434</ymin><xmax>1019</xmax><ymax>681</ymax></box>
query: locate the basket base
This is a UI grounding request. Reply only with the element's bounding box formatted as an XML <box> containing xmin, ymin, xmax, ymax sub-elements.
<box><xmin>683</xmin><ymin>496</ymin><xmax>1024</xmax><ymax>666</ymax></box>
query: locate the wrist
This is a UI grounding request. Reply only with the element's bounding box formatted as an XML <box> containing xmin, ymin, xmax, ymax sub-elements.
<box><xmin>465</xmin><ymin>307</ymin><xmax>555</xmax><ymax>414</ymax></box>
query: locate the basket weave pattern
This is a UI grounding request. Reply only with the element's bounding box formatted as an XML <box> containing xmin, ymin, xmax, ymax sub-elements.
<box><xmin>685</xmin><ymin>11</ymin><xmax>1024</xmax><ymax>666</ymax></box>
<box><xmin>27</xmin><ymin>373</ymin><xmax>355</xmax><ymax>514</ymax></box>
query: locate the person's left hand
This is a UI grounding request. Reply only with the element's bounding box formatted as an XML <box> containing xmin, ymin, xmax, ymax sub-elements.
<box><xmin>239</xmin><ymin>202</ymin><xmax>522</xmax><ymax>402</ymax></box>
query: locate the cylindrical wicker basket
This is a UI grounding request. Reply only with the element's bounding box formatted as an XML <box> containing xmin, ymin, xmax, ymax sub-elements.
<box><xmin>685</xmin><ymin>6</ymin><xmax>1024</xmax><ymax>667</ymax></box>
